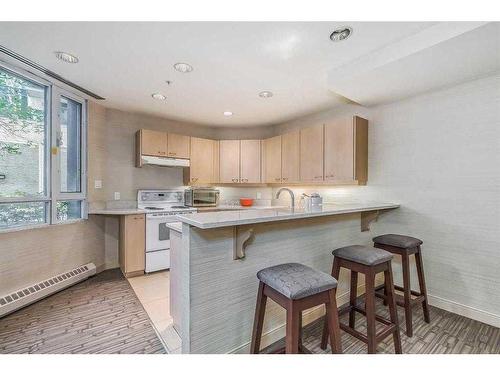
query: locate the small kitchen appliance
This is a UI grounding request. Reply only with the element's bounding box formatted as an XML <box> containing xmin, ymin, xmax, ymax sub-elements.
<box><xmin>184</xmin><ymin>188</ymin><xmax>220</xmax><ymax>207</ymax></box>
<box><xmin>138</xmin><ymin>190</ymin><xmax>197</xmax><ymax>273</ymax></box>
<box><xmin>301</xmin><ymin>192</ymin><xmax>323</xmax><ymax>210</ymax></box>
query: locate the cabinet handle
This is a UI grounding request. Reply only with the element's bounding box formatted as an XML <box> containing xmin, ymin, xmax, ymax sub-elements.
<box><xmin>314</xmin><ymin>176</ymin><xmax>323</xmax><ymax>179</ymax></box>
<box><xmin>275</xmin><ymin>177</ymin><xmax>280</xmax><ymax>182</ymax></box>
<box><xmin>282</xmin><ymin>177</ymin><xmax>288</xmax><ymax>181</ymax></box>
<box><xmin>169</xmin><ymin>152</ymin><xmax>176</xmax><ymax>156</ymax></box>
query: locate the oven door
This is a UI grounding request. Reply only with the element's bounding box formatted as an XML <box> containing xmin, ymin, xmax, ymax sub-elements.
<box><xmin>146</xmin><ymin>215</ymin><xmax>171</xmax><ymax>252</ymax></box>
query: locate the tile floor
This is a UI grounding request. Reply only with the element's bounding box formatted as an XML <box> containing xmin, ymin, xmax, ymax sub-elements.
<box><xmin>127</xmin><ymin>270</ymin><xmax>181</xmax><ymax>353</ymax></box>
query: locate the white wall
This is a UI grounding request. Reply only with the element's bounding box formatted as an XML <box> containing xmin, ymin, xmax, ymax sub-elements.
<box><xmin>267</xmin><ymin>74</ymin><xmax>500</xmax><ymax>326</ymax></box>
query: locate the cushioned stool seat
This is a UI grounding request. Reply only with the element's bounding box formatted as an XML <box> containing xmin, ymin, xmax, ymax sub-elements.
<box><xmin>372</xmin><ymin>234</ymin><xmax>422</xmax><ymax>249</ymax></box>
<box><xmin>257</xmin><ymin>263</ymin><xmax>338</xmax><ymax>300</ymax></box>
<box><xmin>332</xmin><ymin>245</ymin><xmax>392</xmax><ymax>266</ymax></box>
<box><xmin>252</xmin><ymin>263</ymin><xmax>342</xmax><ymax>354</ymax></box>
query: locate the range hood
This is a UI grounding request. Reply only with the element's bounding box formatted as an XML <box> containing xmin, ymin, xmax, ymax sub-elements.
<box><xmin>140</xmin><ymin>155</ymin><xmax>190</xmax><ymax>168</ymax></box>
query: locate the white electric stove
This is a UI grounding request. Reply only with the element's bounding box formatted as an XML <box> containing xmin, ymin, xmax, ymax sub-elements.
<box><xmin>137</xmin><ymin>190</ymin><xmax>197</xmax><ymax>273</ymax></box>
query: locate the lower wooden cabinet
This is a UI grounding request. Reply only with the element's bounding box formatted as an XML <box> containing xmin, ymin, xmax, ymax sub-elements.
<box><xmin>119</xmin><ymin>214</ymin><xmax>145</xmax><ymax>278</ymax></box>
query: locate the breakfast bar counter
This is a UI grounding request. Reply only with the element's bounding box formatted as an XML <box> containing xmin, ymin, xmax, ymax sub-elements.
<box><xmin>170</xmin><ymin>202</ymin><xmax>399</xmax><ymax>353</ymax></box>
<box><xmin>176</xmin><ymin>202</ymin><xmax>399</xmax><ymax>229</ymax></box>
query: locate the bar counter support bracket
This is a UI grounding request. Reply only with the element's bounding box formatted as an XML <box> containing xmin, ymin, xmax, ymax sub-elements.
<box><xmin>233</xmin><ymin>226</ymin><xmax>255</xmax><ymax>260</ymax></box>
<box><xmin>360</xmin><ymin>210</ymin><xmax>380</xmax><ymax>232</ymax></box>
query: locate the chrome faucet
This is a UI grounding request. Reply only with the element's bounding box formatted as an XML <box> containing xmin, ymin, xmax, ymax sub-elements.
<box><xmin>275</xmin><ymin>188</ymin><xmax>295</xmax><ymax>210</ymax></box>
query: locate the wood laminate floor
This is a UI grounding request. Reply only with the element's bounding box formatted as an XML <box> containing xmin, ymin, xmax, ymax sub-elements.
<box><xmin>0</xmin><ymin>269</ymin><xmax>166</xmax><ymax>354</ymax></box>
<box><xmin>1</xmin><ymin>268</ymin><xmax>498</xmax><ymax>354</ymax></box>
<box><xmin>263</xmin><ymin>297</ymin><xmax>500</xmax><ymax>354</ymax></box>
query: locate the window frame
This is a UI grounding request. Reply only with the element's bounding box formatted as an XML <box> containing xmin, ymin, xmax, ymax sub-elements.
<box><xmin>0</xmin><ymin>60</ymin><xmax>88</xmax><ymax>231</ymax></box>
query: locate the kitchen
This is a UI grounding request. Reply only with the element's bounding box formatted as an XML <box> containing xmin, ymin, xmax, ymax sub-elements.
<box><xmin>0</xmin><ymin>7</ymin><xmax>499</xmax><ymax>369</ymax></box>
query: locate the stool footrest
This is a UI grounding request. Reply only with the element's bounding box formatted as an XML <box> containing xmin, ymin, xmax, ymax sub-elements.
<box><xmin>340</xmin><ymin>323</ymin><xmax>368</xmax><ymax>343</ymax></box>
<box><xmin>339</xmin><ymin>302</ymin><xmax>394</xmax><ymax>327</ymax></box>
<box><xmin>374</xmin><ymin>284</ymin><xmax>425</xmax><ymax>306</ymax></box>
<box><xmin>338</xmin><ymin>303</ymin><xmax>398</xmax><ymax>344</ymax></box>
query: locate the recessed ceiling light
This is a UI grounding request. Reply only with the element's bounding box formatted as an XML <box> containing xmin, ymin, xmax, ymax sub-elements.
<box><xmin>174</xmin><ymin>62</ymin><xmax>194</xmax><ymax>73</ymax></box>
<box><xmin>223</xmin><ymin>111</ymin><xmax>233</xmax><ymax>117</ymax></box>
<box><xmin>54</xmin><ymin>51</ymin><xmax>79</xmax><ymax>64</ymax></box>
<box><xmin>330</xmin><ymin>27</ymin><xmax>353</xmax><ymax>42</ymax></box>
<box><xmin>259</xmin><ymin>91</ymin><xmax>273</xmax><ymax>98</ymax></box>
<box><xmin>152</xmin><ymin>93</ymin><xmax>166</xmax><ymax>100</ymax></box>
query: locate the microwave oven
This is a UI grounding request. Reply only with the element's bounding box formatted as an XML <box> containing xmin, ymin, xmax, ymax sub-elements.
<box><xmin>184</xmin><ymin>188</ymin><xmax>220</xmax><ymax>207</ymax></box>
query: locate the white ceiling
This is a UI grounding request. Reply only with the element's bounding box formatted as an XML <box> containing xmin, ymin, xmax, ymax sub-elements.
<box><xmin>0</xmin><ymin>22</ymin><xmax>498</xmax><ymax>127</ymax></box>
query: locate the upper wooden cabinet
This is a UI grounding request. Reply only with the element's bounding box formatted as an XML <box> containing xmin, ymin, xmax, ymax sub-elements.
<box><xmin>263</xmin><ymin>135</ymin><xmax>282</xmax><ymax>183</ymax></box>
<box><xmin>219</xmin><ymin>140</ymin><xmax>241</xmax><ymax>183</ymax></box>
<box><xmin>281</xmin><ymin>131</ymin><xmax>300</xmax><ymax>183</ymax></box>
<box><xmin>136</xmin><ymin>129</ymin><xmax>190</xmax><ymax>159</ymax></box>
<box><xmin>167</xmin><ymin>133</ymin><xmax>190</xmax><ymax>159</ymax></box>
<box><xmin>186</xmin><ymin>137</ymin><xmax>218</xmax><ymax>184</ymax></box>
<box><xmin>324</xmin><ymin>116</ymin><xmax>368</xmax><ymax>184</ymax></box>
<box><xmin>300</xmin><ymin>125</ymin><xmax>324</xmax><ymax>182</ymax></box>
<box><xmin>240</xmin><ymin>140</ymin><xmax>262</xmax><ymax>183</ymax></box>
<box><xmin>135</xmin><ymin>115</ymin><xmax>367</xmax><ymax>186</ymax></box>
<box><xmin>138</xmin><ymin>129</ymin><xmax>168</xmax><ymax>157</ymax></box>
<box><xmin>219</xmin><ymin>140</ymin><xmax>262</xmax><ymax>184</ymax></box>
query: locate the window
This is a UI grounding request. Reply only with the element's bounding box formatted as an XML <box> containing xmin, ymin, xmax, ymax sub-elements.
<box><xmin>0</xmin><ymin>63</ymin><xmax>87</xmax><ymax>230</ymax></box>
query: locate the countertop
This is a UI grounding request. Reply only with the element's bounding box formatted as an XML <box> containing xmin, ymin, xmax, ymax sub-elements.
<box><xmin>197</xmin><ymin>205</ymin><xmax>287</xmax><ymax>212</ymax></box>
<box><xmin>175</xmin><ymin>202</ymin><xmax>400</xmax><ymax>229</ymax></box>
<box><xmin>89</xmin><ymin>205</ymin><xmax>287</xmax><ymax>215</ymax></box>
<box><xmin>165</xmin><ymin>222</ymin><xmax>182</xmax><ymax>232</ymax></box>
<box><xmin>89</xmin><ymin>208</ymin><xmax>147</xmax><ymax>215</ymax></box>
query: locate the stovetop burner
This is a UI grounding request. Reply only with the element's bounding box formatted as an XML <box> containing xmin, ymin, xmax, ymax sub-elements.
<box><xmin>171</xmin><ymin>205</ymin><xmax>190</xmax><ymax>209</ymax></box>
<box><xmin>144</xmin><ymin>206</ymin><xmax>164</xmax><ymax>210</ymax></box>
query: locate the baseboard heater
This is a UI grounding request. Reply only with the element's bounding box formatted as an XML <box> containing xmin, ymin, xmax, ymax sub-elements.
<box><xmin>0</xmin><ymin>263</ymin><xmax>96</xmax><ymax>318</ymax></box>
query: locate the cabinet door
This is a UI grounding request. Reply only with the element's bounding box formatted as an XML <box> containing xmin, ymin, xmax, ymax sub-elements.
<box><xmin>167</xmin><ymin>133</ymin><xmax>190</xmax><ymax>159</ymax></box>
<box><xmin>263</xmin><ymin>136</ymin><xmax>282</xmax><ymax>183</ymax></box>
<box><xmin>240</xmin><ymin>140</ymin><xmax>261</xmax><ymax>183</ymax></box>
<box><xmin>282</xmin><ymin>131</ymin><xmax>300</xmax><ymax>183</ymax></box>
<box><xmin>119</xmin><ymin>214</ymin><xmax>145</xmax><ymax>277</ymax></box>
<box><xmin>324</xmin><ymin>118</ymin><xmax>354</xmax><ymax>181</ymax></box>
<box><xmin>140</xmin><ymin>129</ymin><xmax>168</xmax><ymax>157</ymax></box>
<box><xmin>189</xmin><ymin>137</ymin><xmax>216</xmax><ymax>184</ymax></box>
<box><xmin>300</xmin><ymin>125</ymin><xmax>324</xmax><ymax>182</ymax></box>
<box><xmin>219</xmin><ymin>140</ymin><xmax>241</xmax><ymax>183</ymax></box>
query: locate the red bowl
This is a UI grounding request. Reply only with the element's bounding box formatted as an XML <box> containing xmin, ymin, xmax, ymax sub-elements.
<box><xmin>239</xmin><ymin>198</ymin><xmax>254</xmax><ymax>207</ymax></box>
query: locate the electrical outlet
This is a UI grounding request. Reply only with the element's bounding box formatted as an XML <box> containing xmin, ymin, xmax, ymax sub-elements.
<box><xmin>94</xmin><ymin>180</ymin><xmax>102</xmax><ymax>189</ymax></box>
<box><xmin>256</xmin><ymin>192</ymin><xmax>262</xmax><ymax>199</ymax></box>
<box><xmin>114</xmin><ymin>192</ymin><xmax>121</xmax><ymax>200</ymax></box>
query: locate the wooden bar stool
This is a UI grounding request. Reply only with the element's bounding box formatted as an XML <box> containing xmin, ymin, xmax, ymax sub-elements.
<box><xmin>250</xmin><ymin>263</ymin><xmax>342</xmax><ymax>354</ymax></box>
<box><xmin>372</xmin><ymin>234</ymin><xmax>430</xmax><ymax>337</ymax></box>
<box><xmin>321</xmin><ymin>245</ymin><xmax>402</xmax><ymax>354</ymax></box>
